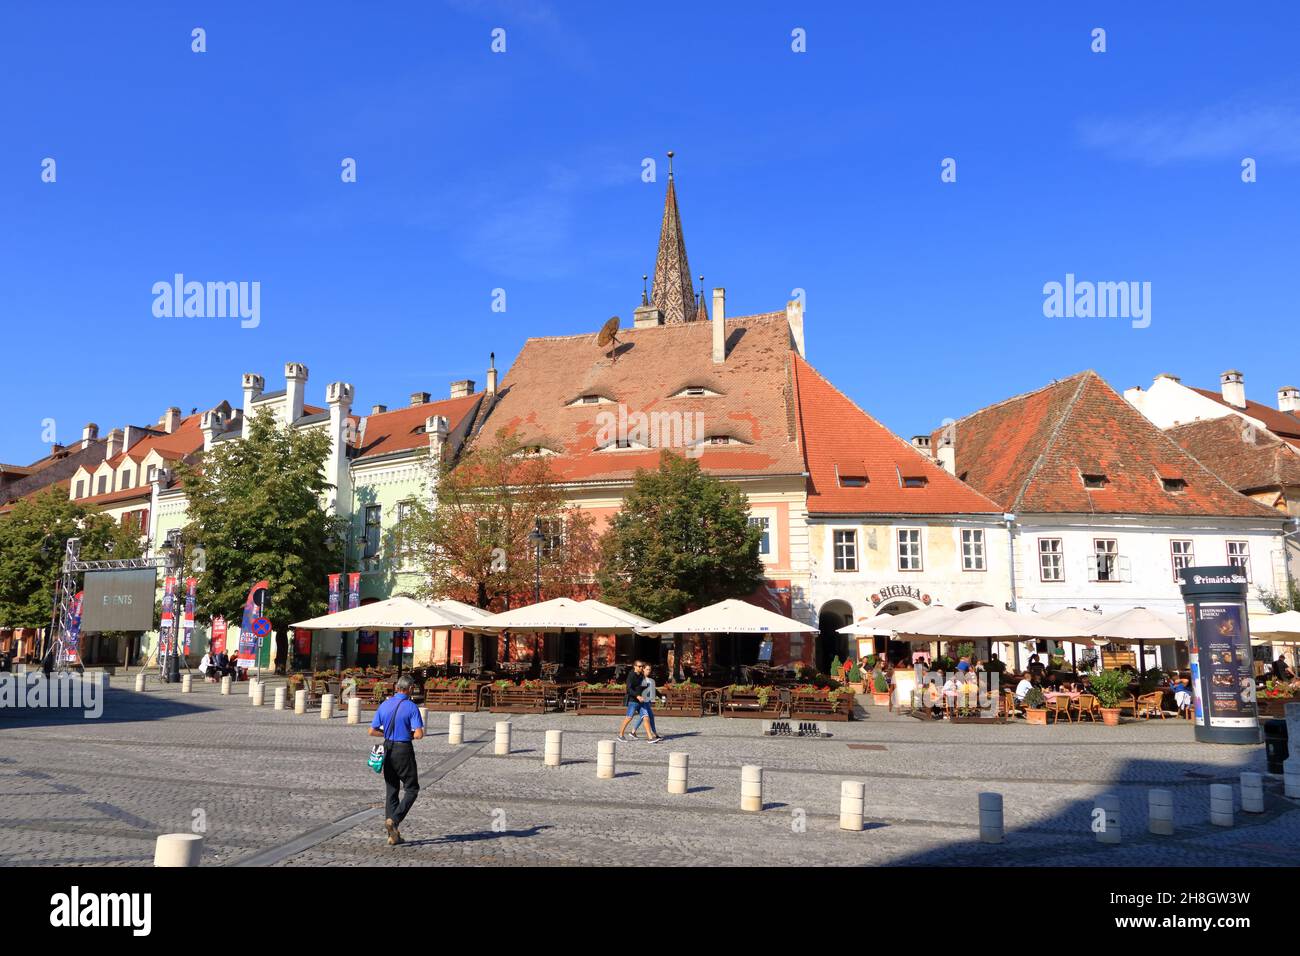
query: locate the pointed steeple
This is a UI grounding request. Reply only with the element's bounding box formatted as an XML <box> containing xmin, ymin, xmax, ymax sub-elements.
<box><xmin>695</xmin><ymin>274</ymin><xmax>708</xmax><ymax>322</ymax></box>
<box><xmin>650</xmin><ymin>151</ymin><xmax>698</xmax><ymax>324</ymax></box>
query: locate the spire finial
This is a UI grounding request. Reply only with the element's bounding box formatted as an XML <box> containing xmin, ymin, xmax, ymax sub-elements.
<box><xmin>641</xmin><ymin>274</ymin><xmax>649</xmax><ymax>306</ymax></box>
<box><xmin>667</xmin><ymin>150</ymin><xmax>675</xmax><ymax>180</ymax></box>
<box><xmin>489</xmin><ymin>351</ymin><xmax>495</xmax><ymax>370</ymax></box>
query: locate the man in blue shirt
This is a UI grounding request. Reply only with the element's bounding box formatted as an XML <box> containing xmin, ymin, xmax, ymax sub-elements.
<box><xmin>368</xmin><ymin>674</ymin><xmax>425</xmax><ymax>846</ymax></box>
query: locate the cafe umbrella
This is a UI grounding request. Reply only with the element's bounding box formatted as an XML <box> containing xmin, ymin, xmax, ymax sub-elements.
<box><xmin>642</xmin><ymin>599</ymin><xmax>818</xmax><ymax>680</ymax></box>
<box><xmin>1082</xmin><ymin>606</ymin><xmax>1185</xmax><ymax>675</ymax></box>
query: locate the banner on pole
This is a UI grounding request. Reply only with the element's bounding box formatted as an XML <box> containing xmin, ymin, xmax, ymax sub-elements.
<box><xmin>328</xmin><ymin>573</ymin><xmax>341</xmax><ymax>614</ymax></box>
<box><xmin>211</xmin><ymin>615</ymin><xmax>227</xmax><ymax>655</ymax></box>
<box><xmin>347</xmin><ymin>572</ymin><xmax>360</xmax><ymax>610</ymax></box>
<box><xmin>160</xmin><ymin>576</ymin><xmax>177</xmax><ymax>660</ymax></box>
<box><xmin>63</xmin><ymin>591</ymin><xmax>84</xmax><ymax>664</ymax></box>
<box><xmin>238</xmin><ymin>580</ymin><xmax>269</xmax><ymax>670</ymax></box>
<box><xmin>182</xmin><ymin>577</ymin><xmax>197</xmax><ymax>654</ymax></box>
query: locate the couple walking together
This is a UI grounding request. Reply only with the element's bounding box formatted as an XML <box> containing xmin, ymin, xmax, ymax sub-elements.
<box><xmin>617</xmin><ymin>660</ymin><xmax>663</xmax><ymax>742</ymax></box>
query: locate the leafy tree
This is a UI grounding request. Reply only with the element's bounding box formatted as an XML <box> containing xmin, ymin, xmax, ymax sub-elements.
<box><xmin>401</xmin><ymin>430</ymin><xmax>599</xmax><ymax>666</ymax></box>
<box><xmin>0</xmin><ymin>487</ymin><xmax>142</xmax><ymax>630</ymax></box>
<box><xmin>1257</xmin><ymin>579</ymin><xmax>1300</xmax><ymax>613</ymax></box>
<box><xmin>596</xmin><ymin>451</ymin><xmax>765</xmax><ymax>620</ymax></box>
<box><xmin>175</xmin><ymin>409</ymin><xmax>343</xmax><ymax>644</ymax></box>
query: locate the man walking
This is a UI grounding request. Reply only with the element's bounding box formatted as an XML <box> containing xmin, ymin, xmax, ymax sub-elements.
<box><xmin>368</xmin><ymin>674</ymin><xmax>424</xmax><ymax>846</ymax></box>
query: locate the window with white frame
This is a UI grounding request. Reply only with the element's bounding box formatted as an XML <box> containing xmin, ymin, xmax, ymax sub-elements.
<box><xmin>1039</xmin><ymin>538</ymin><xmax>1063</xmax><ymax>582</ymax></box>
<box><xmin>396</xmin><ymin>500</ymin><xmax>417</xmax><ymax>568</ymax></box>
<box><xmin>897</xmin><ymin>528</ymin><xmax>922</xmax><ymax>571</ymax></box>
<box><xmin>749</xmin><ymin>516</ymin><xmax>771</xmax><ymax>557</ymax></box>
<box><xmin>833</xmin><ymin>530</ymin><xmax>857</xmax><ymax>572</ymax></box>
<box><xmin>539</xmin><ymin>517</ymin><xmax>564</xmax><ymax>560</ymax></box>
<box><xmin>1092</xmin><ymin>538</ymin><xmax>1119</xmax><ymax>582</ymax></box>
<box><xmin>961</xmin><ymin>529</ymin><xmax>986</xmax><ymax>571</ymax></box>
<box><xmin>1226</xmin><ymin>540</ymin><xmax>1251</xmax><ymax>580</ymax></box>
<box><xmin>1170</xmin><ymin>539</ymin><xmax>1195</xmax><ymax>581</ymax></box>
<box><xmin>96</xmin><ymin>474</ymin><xmax>107</xmax><ymax>495</ymax></box>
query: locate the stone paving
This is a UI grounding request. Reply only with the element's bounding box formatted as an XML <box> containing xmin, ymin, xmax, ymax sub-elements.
<box><xmin>0</xmin><ymin>674</ymin><xmax>1294</xmax><ymax>866</ymax></box>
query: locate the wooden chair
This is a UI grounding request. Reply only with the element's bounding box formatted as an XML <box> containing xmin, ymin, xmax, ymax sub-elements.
<box><xmin>1072</xmin><ymin>693</ymin><xmax>1100</xmax><ymax>722</ymax></box>
<box><xmin>1002</xmin><ymin>689</ymin><xmax>1020</xmax><ymax>720</ymax></box>
<box><xmin>1046</xmin><ymin>693</ymin><xmax>1073</xmax><ymax>723</ymax></box>
<box><xmin>1135</xmin><ymin>691</ymin><xmax>1165</xmax><ymax>719</ymax></box>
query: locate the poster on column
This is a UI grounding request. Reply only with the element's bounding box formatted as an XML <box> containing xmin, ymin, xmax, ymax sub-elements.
<box><xmin>63</xmin><ymin>592</ymin><xmax>84</xmax><ymax>664</ymax></box>
<box><xmin>1192</xmin><ymin>602</ymin><xmax>1256</xmax><ymax>728</ymax></box>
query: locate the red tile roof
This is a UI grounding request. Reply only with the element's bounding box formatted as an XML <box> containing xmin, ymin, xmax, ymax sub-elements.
<box><xmin>941</xmin><ymin>371</ymin><xmax>1280</xmax><ymax>518</ymax></box>
<box><xmin>1165</xmin><ymin>416</ymin><xmax>1300</xmax><ymax>494</ymax></box>
<box><xmin>478</xmin><ymin>312</ymin><xmax>806</xmax><ymax>483</ymax></box>
<box><xmin>1188</xmin><ymin>386</ymin><xmax>1300</xmax><ymax>440</ymax></box>
<box><xmin>794</xmin><ymin>356</ymin><xmax>1000</xmax><ymax>515</ymax></box>
<box><xmin>356</xmin><ymin>394</ymin><xmax>484</xmax><ymax>460</ymax></box>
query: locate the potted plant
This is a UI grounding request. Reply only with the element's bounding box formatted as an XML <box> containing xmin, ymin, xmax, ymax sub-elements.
<box><xmin>1022</xmin><ymin>686</ymin><xmax>1048</xmax><ymax>724</ymax></box>
<box><xmin>1090</xmin><ymin>669</ymin><xmax>1131</xmax><ymax>725</ymax></box>
<box><xmin>872</xmin><ymin>671</ymin><xmax>891</xmax><ymax>706</ymax></box>
<box><xmin>846</xmin><ymin>662</ymin><xmax>866</xmax><ymax>694</ymax></box>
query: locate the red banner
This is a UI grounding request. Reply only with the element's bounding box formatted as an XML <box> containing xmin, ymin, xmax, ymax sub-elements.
<box><xmin>294</xmin><ymin>629</ymin><xmax>312</xmax><ymax>656</ymax></box>
<box><xmin>347</xmin><ymin>572</ymin><xmax>361</xmax><ymax>610</ymax></box>
<box><xmin>211</xmin><ymin>616</ymin><xmax>227</xmax><ymax>655</ymax></box>
<box><xmin>328</xmin><ymin>573</ymin><xmax>341</xmax><ymax>614</ymax></box>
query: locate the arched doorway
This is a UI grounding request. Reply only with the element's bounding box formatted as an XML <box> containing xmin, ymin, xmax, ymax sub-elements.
<box><xmin>873</xmin><ymin>599</ymin><xmax>921</xmax><ymax>662</ymax></box>
<box><xmin>817</xmin><ymin>600</ymin><xmax>854</xmax><ymax>673</ymax></box>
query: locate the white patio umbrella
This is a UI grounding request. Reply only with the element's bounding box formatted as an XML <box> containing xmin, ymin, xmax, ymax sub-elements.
<box><xmin>474</xmin><ymin>597</ymin><xmax>645</xmax><ymax>633</ymax></box>
<box><xmin>1249</xmin><ymin>609</ymin><xmax>1300</xmax><ymax>644</ymax></box>
<box><xmin>642</xmin><ymin>599</ymin><xmax>817</xmax><ymax>634</ymax></box>
<box><xmin>1083</xmin><ymin>607</ymin><xmax>1186</xmax><ymax>675</ymax></box>
<box><xmin>837</xmin><ymin>605</ymin><xmax>953</xmax><ymax>637</ymax></box>
<box><xmin>1039</xmin><ymin>607</ymin><xmax>1107</xmax><ymax>669</ymax></box>
<box><xmin>291</xmin><ymin>595</ymin><xmax>490</xmax><ymax>631</ymax></box>
<box><xmin>899</xmin><ymin>605</ymin><xmax>1078</xmax><ymax>640</ymax></box>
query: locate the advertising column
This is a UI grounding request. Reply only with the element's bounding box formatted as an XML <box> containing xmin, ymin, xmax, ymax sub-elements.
<box><xmin>1178</xmin><ymin>565</ymin><xmax>1259</xmax><ymax>745</ymax></box>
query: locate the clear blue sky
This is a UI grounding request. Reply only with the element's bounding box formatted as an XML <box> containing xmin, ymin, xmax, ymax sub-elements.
<box><xmin>3</xmin><ymin>1</ymin><xmax>1298</xmax><ymax>463</ymax></box>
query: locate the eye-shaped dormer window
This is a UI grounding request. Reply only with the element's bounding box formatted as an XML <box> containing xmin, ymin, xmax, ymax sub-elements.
<box><xmin>670</xmin><ymin>385</ymin><xmax>720</xmax><ymax>398</ymax></box>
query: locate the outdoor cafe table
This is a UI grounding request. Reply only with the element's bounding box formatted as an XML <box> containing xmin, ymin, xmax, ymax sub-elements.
<box><xmin>1043</xmin><ymin>689</ymin><xmax>1081</xmax><ymax>703</ymax></box>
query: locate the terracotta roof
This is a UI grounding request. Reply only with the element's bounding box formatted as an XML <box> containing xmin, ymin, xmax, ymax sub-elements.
<box><xmin>1187</xmin><ymin>386</ymin><xmax>1300</xmax><ymax>439</ymax></box>
<box><xmin>356</xmin><ymin>394</ymin><xmax>484</xmax><ymax>460</ymax></box>
<box><xmin>1165</xmin><ymin>416</ymin><xmax>1300</xmax><ymax>493</ymax></box>
<box><xmin>940</xmin><ymin>371</ymin><xmax>1280</xmax><ymax>518</ymax></box>
<box><xmin>794</xmin><ymin>356</ymin><xmax>1000</xmax><ymax>515</ymax></box>
<box><xmin>478</xmin><ymin>312</ymin><xmax>805</xmax><ymax>483</ymax></box>
<box><xmin>76</xmin><ymin>485</ymin><xmax>152</xmax><ymax>508</ymax></box>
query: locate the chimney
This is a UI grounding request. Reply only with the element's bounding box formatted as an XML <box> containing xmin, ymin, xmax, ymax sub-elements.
<box><xmin>105</xmin><ymin>428</ymin><xmax>123</xmax><ymax>459</ymax></box>
<box><xmin>326</xmin><ymin>382</ymin><xmax>355</xmax><ymax>516</ymax></box>
<box><xmin>371</xmin><ymin>404</ymin><xmax>388</xmax><ymax>415</ymax></box>
<box><xmin>449</xmin><ymin>380</ymin><xmax>474</xmax><ymax>399</ymax></box>
<box><xmin>200</xmin><ymin>410</ymin><xmax>219</xmax><ymax>452</ymax></box>
<box><xmin>163</xmin><ymin>406</ymin><xmax>182</xmax><ymax>433</ymax></box>
<box><xmin>486</xmin><ymin>353</ymin><xmax>498</xmax><ymax>395</ymax></box>
<box><xmin>122</xmin><ymin>425</ymin><xmax>137</xmax><ymax>452</ymax></box>
<box><xmin>1220</xmin><ymin>369</ymin><xmax>1246</xmax><ymax>409</ymax></box>
<box><xmin>426</xmin><ymin>415</ymin><xmax>450</xmax><ymax>463</ymax></box>
<box><xmin>284</xmin><ymin>362</ymin><xmax>308</xmax><ymax>423</ymax></box>
<box><xmin>1154</xmin><ymin>372</ymin><xmax>1182</xmax><ymax>384</ymax></box>
<box><xmin>786</xmin><ymin>298</ymin><xmax>805</xmax><ymax>358</ymax></box>
<box><xmin>711</xmin><ymin>287</ymin><xmax>726</xmax><ymax>363</ymax></box>
<box><xmin>409</xmin><ymin>391</ymin><xmax>430</xmax><ymax>407</ymax></box>
<box><xmin>1279</xmin><ymin>386</ymin><xmax>1300</xmax><ymax>414</ymax></box>
<box><xmin>242</xmin><ymin>372</ymin><xmax>265</xmax><ymax>425</ymax></box>
<box><xmin>911</xmin><ymin>435</ymin><xmax>931</xmax><ymax>452</ymax></box>
<box><xmin>81</xmin><ymin>423</ymin><xmax>98</xmax><ymax>450</ymax></box>
<box><xmin>935</xmin><ymin>427</ymin><xmax>956</xmax><ymax>474</ymax></box>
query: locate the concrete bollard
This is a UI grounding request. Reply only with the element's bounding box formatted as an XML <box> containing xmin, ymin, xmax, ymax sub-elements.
<box><xmin>220</xmin><ymin>675</ymin><xmax>231</xmax><ymax>695</ymax></box>
<box><xmin>544</xmin><ymin>729</ymin><xmax>563</xmax><ymax>767</ymax></box>
<box><xmin>347</xmin><ymin>697</ymin><xmax>361</xmax><ymax>725</ymax></box>
<box><xmin>294</xmin><ymin>689</ymin><xmax>306</xmax><ymax>715</ymax></box>
<box><xmin>418</xmin><ymin>706</ymin><xmax>428</xmax><ymax>728</ymax></box>
<box><xmin>448</xmin><ymin>712</ymin><xmax>465</xmax><ymax>745</ymax></box>
<box><xmin>154</xmin><ymin>833</ymin><xmax>203</xmax><ymax>867</ymax></box>
<box><xmin>1209</xmin><ymin>783</ymin><xmax>1234</xmax><ymax>826</ymax></box>
<box><xmin>1095</xmin><ymin>793</ymin><xmax>1121</xmax><ymax>844</ymax></box>
<box><xmin>741</xmin><ymin>765</ymin><xmax>764</xmax><ymax>812</ymax></box>
<box><xmin>494</xmin><ymin>721</ymin><xmax>511</xmax><ymax>755</ymax></box>
<box><xmin>1240</xmin><ymin>772</ymin><xmax>1264</xmax><ymax>814</ymax></box>
<box><xmin>320</xmin><ymin>694</ymin><xmax>335</xmax><ymax>719</ymax></box>
<box><xmin>840</xmin><ymin>780</ymin><xmax>866</xmax><ymax>831</ymax></box>
<box><xmin>181</xmin><ymin>673</ymin><xmax>192</xmax><ymax>694</ymax></box>
<box><xmin>1286</xmin><ymin>759</ymin><xmax>1300</xmax><ymax>799</ymax></box>
<box><xmin>667</xmin><ymin>752</ymin><xmax>689</xmax><ymax>794</ymax></box>
<box><xmin>1148</xmin><ymin>789</ymin><xmax>1175</xmax><ymax>835</ymax></box>
<box><xmin>274</xmin><ymin>687</ymin><xmax>286</xmax><ymax>711</ymax></box>
<box><xmin>978</xmin><ymin>791</ymin><xmax>1004</xmax><ymax>844</ymax></box>
<box><xmin>252</xmin><ymin>682</ymin><xmax>265</xmax><ymax>706</ymax></box>
<box><xmin>597</xmin><ymin>739</ymin><xmax>617</xmax><ymax>779</ymax></box>
<box><xmin>134</xmin><ymin>673</ymin><xmax>146</xmax><ymax>693</ymax></box>
<box><xmin>247</xmin><ymin>678</ymin><xmax>258</xmax><ymax>699</ymax></box>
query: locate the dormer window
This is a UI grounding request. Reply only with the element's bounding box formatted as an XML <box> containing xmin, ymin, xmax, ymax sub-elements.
<box><xmin>567</xmin><ymin>393</ymin><xmax>615</xmax><ymax>408</ymax></box>
<box><xmin>839</xmin><ymin>476</ymin><xmax>867</xmax><ymax>488</ymax></box>
<box><xmin>902</xmin><ymin>476</ymin><xmax>927</xmax><ymax>488</ymax></box>
<box><xmin>1082</xmin><ymin>473</ymin><xmax>1108</xmax><ymax>490</ymax></box>
<box><xmin>516</xmin><ymin>445</ymin><xmax>556</xmax><ymax>457</ymax></box>
<box><xmin>671</xmin><ymin>385</ymin><xmax>720</xmax><ymax>398</ymax></box>
<box><xmin>1156</xmin><ymin>465</ymin><xmax>1186</xmax><ymax>493</ymax></box>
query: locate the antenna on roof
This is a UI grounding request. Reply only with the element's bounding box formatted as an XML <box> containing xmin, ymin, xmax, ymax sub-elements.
<box><xmin>596</xmin><ymin>316</ymin><xmax>622</xmax><ymax>362</ymax></box>
<box><xmin>667</xmin><ymin>150</ymin><xmax>675</xmax><ymax>180</ymax></box>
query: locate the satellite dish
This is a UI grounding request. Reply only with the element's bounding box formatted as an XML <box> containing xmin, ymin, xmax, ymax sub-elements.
<box><xmin>596</xmin><ymin>316</ymin><xmax>622</xmax><ymax>360</ymax></box>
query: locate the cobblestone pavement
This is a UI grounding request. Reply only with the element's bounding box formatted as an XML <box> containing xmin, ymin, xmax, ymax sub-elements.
<box><xmin>1</xmin><ymin>676</ymin><xmax>1294</xmax><ymax>866</ymax></box>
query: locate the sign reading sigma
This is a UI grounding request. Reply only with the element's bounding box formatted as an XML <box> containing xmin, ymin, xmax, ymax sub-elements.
<box><xmin>869</xmin><ymin>585</ymin><xmax>932</xmax><ymax>608</ymax></box>
<box><xmin>81</xmin><ymin>569</ymin><xmax>158</xmax><ymax>632</ymax></box>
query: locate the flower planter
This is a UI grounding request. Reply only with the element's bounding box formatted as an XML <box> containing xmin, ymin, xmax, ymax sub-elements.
<box><xmin>1257</xmin><ymin>698</ymin><xmax>1293</xmax><ymax>719</ymax></box>
<box><xmin>1100</xmin><ymin>707</ymin><xmax>1122</xmax><ymax>726</ymax></box>
<box><xmin>488</xmin><ymin>683</ymin><xmax>550</xmax><ymax>714</ymax></box>
<box><xmin>423</xmin><ymin>682</ymin><xmax>486</xmax><ymax>712</ymax></box>
<box><xmin>720</xmin><ymin>688</ymin><xmax>781</xmax><ymax>718</ymax></box>
<box><xmin>659</xmin><ymin>686</ymin><xmax>703</xmax><ymax>717</ymax></box>
<box><xmin>790</xmin><ymin>692</ymin><xmax>854</xmax><ymax>722</ymax></box>
<box><xmin>573</xmin><ymin>688</ymin><xmax>629</xmax><ymax>716</ymax></box>
<box><xmin>1024</xmin><ymin>708</ymin><xmax>1048</xmax><ymax>725</ymax></box>
<box><xmin>872</xmin><ymin>692</ymin><xmax>891</xmax><ymax>706</ymax></box>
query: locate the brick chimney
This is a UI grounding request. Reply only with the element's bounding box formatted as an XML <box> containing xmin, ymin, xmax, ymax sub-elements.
<box><xmin>911</xmin><ymin>435</ymin><xmax>932</xmax><ymax>452</ymax></box>
<box><xmin>1220</xmin><ymin>369</ymin><xmax>1246</xmax><ymax>409</ymax></box>
<box><xmin>200</xmin><ymin>410</ymin><xmax>221</xmax><ymax>452</ymax></box>
<box><xmin>1279</xmin><ymin>386</ymin><xmax>1300</xmax><ymax>414</ymax></box>
<box><xmin>105</xmin><ymin>428</ymin><xmax>123</xmax><ymax>459</ymax></box>
<box><xmin>81</xmin><ymin>423</ymin><xmax>98</xmax><ymax>450</ymax></box>
<box><xmin>449</xmin><ymin>380</ymin><xmax>474</xmax><ymax>399</ymax></box>
<box><xmin>409</xmin><ymin>392</ymin><xmax>430</xmax><ymax>407</ymax></box>
<box><xmin>371</xmin><ymin>404</ymin><xmax>388</xmax><ymax>415</ymax></box>
<box><xmin>712</xmin><ymin>288</ymin><xmax>726</xmax><ymax>364</ymax></box>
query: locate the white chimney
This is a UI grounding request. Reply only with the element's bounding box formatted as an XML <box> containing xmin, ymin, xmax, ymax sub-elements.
<box><xmin>81</xmin><ymin>423</ymin><xmax>98</xmax><ymax>450</ymax></box>
<box><xmin>121</xmin><ymin>425</ymin><xmax>137</xmax><ymax>453</ymax></box>
<box><xmin>410</xmin><ymin>391</ymin><xmax>430</xmax><ymax>407</ymax></box>
<box><xmin>486</xmin><ymin>353</ymin><xmax>498</xmax><ymax>395</ymax></box>
<box><xmin>1220</xmin><ymin>369</ymin><xmax>1246</xmax><ymax>409</ymax></box>
<box><xmin>371</xmin><ymin>404</ymin><xmax>388</xmax><ymax>415</ymax></box>
<box><xmin>163</xmin><ymin>407</ymin><xmax>182</xmax><ymax>433</ymax></box>
<box><xmin>242</xmin><ymin>372</ymin><xmax>265</xmax><ymax>426</ymax></box>
<box><xmin>200</xmin><ymin>410</ymin><xmax>219</xmax><ymax>452</ymax></box>
<box><xmin>325</xmin><ymin>382</ymin><xmax>354</xmax><ymax>516</ymax></box>
<box><xmin>786</xmin><ymin>297</ymin><xmax>805</xmax><ymax>358</ymax></box>
<box><xmin>105</xmin><ymin>428</ymin><xmax>123</xmax><ymax>459</ymax></box>
<box><xmin>935</xmin><ymin>427</ymin><xmax>956</xmax><ymax>474</ymax></box>
<box><xmin>284</xmin><ymin>362</ymin><xmax>309</xmax><ymax>424</ymax></box>
<box><xmin>427</xmin><ymin>415</ymin><xmax>450</xmax><ymax>463</ymax></box>
<box><xmin>1279</xmin><ymin>386</ymin><xmax>1300</xmax><ymax>414</ymax></box>
<box><xmin>449</xmin><ymin>380</ymin><xmax>474</xmax><ymax>399</ymax></box>
<box><xmin>711</xmin><ymin>288</ymin><xmax>726</xmax><ymax>363</ymax></box>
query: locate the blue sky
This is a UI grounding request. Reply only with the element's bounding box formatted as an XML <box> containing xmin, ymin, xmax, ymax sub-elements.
<box><xmin>3</xmin><ymin>1</ymin><xmax>1298</xmax><ymax>464</ymax></box>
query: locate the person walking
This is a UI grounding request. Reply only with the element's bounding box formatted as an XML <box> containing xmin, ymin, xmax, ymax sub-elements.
<box><xmin>617</xmin><ymin>660</ymin><xmax>647</xmax><ymax>741</ymax></box>
<box><xmin>367</xmin><ymin>674</ymin><xmax>424</xmax><ymax>846</ymax></box>
<box><xmin>628</xmin><ymin>662</ymin><xmax>664</xmax><ymax>742</ymax></box>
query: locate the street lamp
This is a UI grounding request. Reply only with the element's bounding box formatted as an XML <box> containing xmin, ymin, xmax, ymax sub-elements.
<box><xmin>159</xmin><ymin>530</ymin><xmax>183</xmax><ymax>683</ymax></box>
<box><xmin>527</xmin><ymin>518</ymin><xmax>544</xmax><ymax>673</ymax></box>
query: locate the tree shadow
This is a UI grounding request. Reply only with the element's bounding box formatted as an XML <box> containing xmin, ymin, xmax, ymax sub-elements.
<box><xmin>0</xmin><ymin>684</ymin><xmax>214</xmax><ymax>728</ymax></box>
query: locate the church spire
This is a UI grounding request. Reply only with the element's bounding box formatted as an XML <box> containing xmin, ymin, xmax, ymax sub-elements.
<box><xmin>650</xmin><ymin>151</ymin><xmax>698</xmax><ymax>324</ymax></box>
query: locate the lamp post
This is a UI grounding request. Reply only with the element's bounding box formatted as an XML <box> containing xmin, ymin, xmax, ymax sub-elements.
<box><xmin>528</xmin><ymin>518</ymin><xmax>543</xmax><ymax>673</ymax></box>
<box><xmin>158</xmin><ymin>530</ymin><xmax>183</xmax><ymax>683</ymax></box>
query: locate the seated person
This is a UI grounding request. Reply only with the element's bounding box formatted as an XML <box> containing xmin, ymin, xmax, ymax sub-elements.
<box><xmin>1170</xmin><ymin>674</ymin><xmax>1193</xmax><ymax>712</ymax></box>
<box><xmin>198</xmin><ymin>651</ymin><xmax>215</xmax><ymax>681</ymax></box>
<box><xmin>1014</xmin><ymin>672</ymin><xmax>1035</xmax><ymax>702</ymax></box>
<box><xmin>1027</xmin><ymin>654</ymin><xmax>1045</xmax><ymax>680</ymax></box>
<box><xmin>213</xmin><ymin>651</ymin><xmax>234</xmax><ymax>679</ymax></box>
<box><xmin>1274</xmin><ymin>654</ymin><xmax>1295</xmax><ymax>681</ymax></box>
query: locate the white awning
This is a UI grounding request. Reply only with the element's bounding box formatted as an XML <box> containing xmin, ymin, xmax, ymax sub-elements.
<box><xmin>291</xmin><ymin>596</ymin><xmax>494</xmax><ymax>631</ymax></box>
<box><xmin>1083</xmin><ymin>607</ymin><xmax>1186</xmax><ymax>645</ymax></box>
<box><xmin>473</xmin><ymin>597</ymin><xmax>646</xmax><ymax>634</ymax></box>
<box><xmin>641</xmin><ymin>599</ymin><xmax>817</xmax><ymax>635</ymax></box>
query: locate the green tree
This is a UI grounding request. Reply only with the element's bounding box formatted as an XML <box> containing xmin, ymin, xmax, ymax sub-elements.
<box><xmin>0</xmin><ymin>488</ymin><xmax>142</xmax><ymax>630</ymax></box>
<box><xmin>1257</xmin><ymin>579</ymin><xmax>1300</xmax><ymax>613</ymax></box>
<box><xmin>175</xmin><ymin>409</ymin><xmax>343</xmax><ymax>645</ymax></box>
<box><xmin>596</xmin><ymin>451</ymin><xmax>765</xmax><ymax>620</ymax></box>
